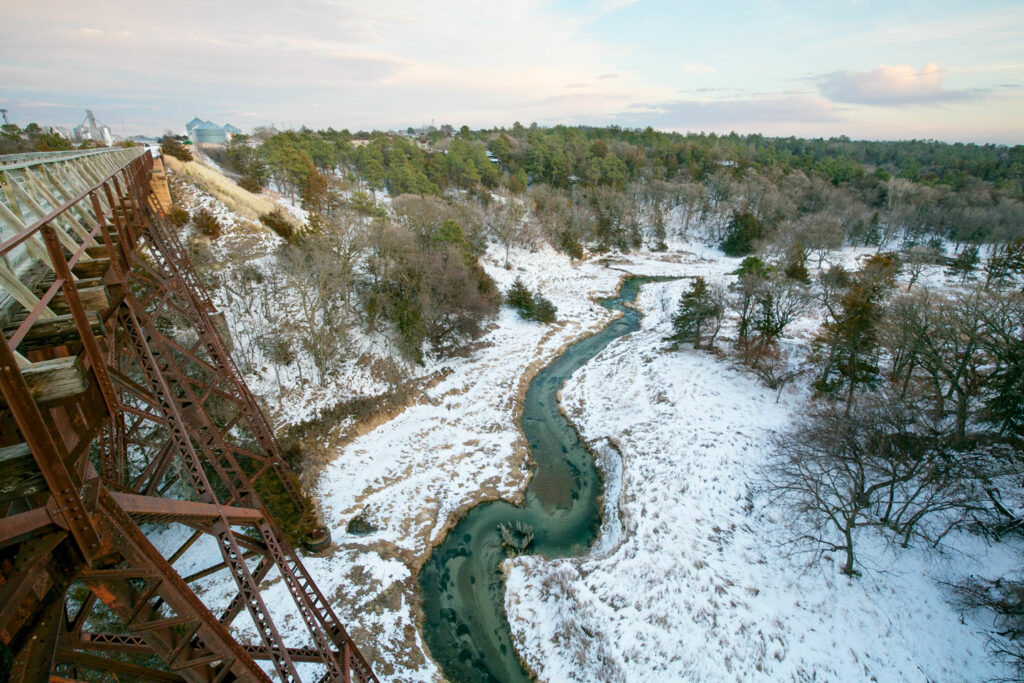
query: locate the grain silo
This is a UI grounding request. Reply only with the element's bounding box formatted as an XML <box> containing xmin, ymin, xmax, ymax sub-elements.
<box><xmin>192</xmin><ymin>121</ymin><xmax>227</xmax><ymax>145</ymax></box>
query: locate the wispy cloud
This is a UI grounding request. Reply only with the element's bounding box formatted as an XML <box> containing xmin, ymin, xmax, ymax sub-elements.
<box><xmin>620</xmin><ymin>93</ymin><xmax>836</xmax><ymax>127</ymax></box>
<box><xmin>0</xmin><ymin>98</ymin><xmax>77</xmax><ymax>109</ymax></box>
<box><xmin>680</xmin><ymin>62</ymin><xmax>716</xmax><ymax>74</ymax></box>
<box><xmin>0</xmin><ymin>1</ymin><xmax>1019</xmax><ymax>142</ymax></box>
<box><xmin>816</xmin><ymin>63</ymin><xmax>982</xmax><ymax>105</ymax></box>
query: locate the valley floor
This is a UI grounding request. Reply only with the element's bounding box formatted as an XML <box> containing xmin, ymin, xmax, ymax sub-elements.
<box><xmin>159</xmin><ymin>164</ymin><xmax>1018</xmax><ymax>681</ymax></box>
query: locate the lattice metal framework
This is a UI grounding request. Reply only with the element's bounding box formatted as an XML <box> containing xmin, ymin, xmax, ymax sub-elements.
<box><xmin>0</xmin><ymin>148</ymin><xmax>376</xmax><ymax>682</ymax></box>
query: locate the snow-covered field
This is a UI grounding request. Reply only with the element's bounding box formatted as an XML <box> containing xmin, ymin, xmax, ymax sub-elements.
<box><xmin>503</xmin><ymin>250</ymin><xmax>1020</xmax><ymax>682</ymax></box>
<box><xmin>306</xmin><ymin>246</ymin><xmax>622</xmax><ymax>679</ymax></box>
<box><xmin>160</xmin><ymin>164</ymin><xmax>1017</xmax><ymax>681</ymax></box>
<box><xmin>160</xmin><ymin>165</ymin><xmax>629</xmax><ymax>679</ymax></box>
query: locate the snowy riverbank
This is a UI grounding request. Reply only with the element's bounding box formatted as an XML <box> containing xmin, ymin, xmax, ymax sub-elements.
<box><xmin>153</xmin><ymin>166</ymin><xmax>1018</xmax><ymax>680</ymax></box>
<box><xmin>301</xmin><ymin>245</ymin><xmax>624</xmax><ymax>680</ymax></box>
<box><xmin>503</xmin><ymin>251</ymin><xmax>1019</xmax><ymax>682</ymax></box>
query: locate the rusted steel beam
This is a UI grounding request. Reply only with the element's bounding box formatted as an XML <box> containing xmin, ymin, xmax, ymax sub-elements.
<box><xmin>77</xmin><ymin>632</ymin><xmax>331</xmax><ymax>664</ymax></box>
<box><xmin>0</xmin><ymin>506</ymin><xmax>52</xmax><ymax>545</ymax></box>
<box><xmin>137</xmin><ymin>213</ymin><xmax>312</xmax><ymax>520</ymax></box>
<box><xmin>53</xmin><ymin>647</ymin><xmax>187</xmax><ymax>682</ymax></box>
<box><xmin>0</xmin><ymin>148</ymin><xmax>144</xmax><ymax>239</ymax></box>
<box><xmin>109</xmin><ymin>491</ymin><xmax>265</xmax><ymax>526</ymax></box>
<box><xmin>40</xmin><ymin>222</ymin><xmax>118</xmax><ymax>418</ymax></box>
<box><xmin>89</xmin><ymin>191</ymin><xmax>127</xmax><ymax>281</ymax></box>
<box><xmin>115</xmin><ymin>305</ymin><xmax>302</xmax><ymax>681</ymax></box>
<box><xmin>0</xmin><ymin>338</ymin><xmax>101</xmax><ymax>562</ymax></box>
<box><xmin>7</xmin><ymin>593</ymin><xmax>63</xmax><ymax>682</ymax></box>
<box><xmin>0</xmin><ymin>532</ymin><xmax>66</xmax><ymax>643</ymax></box>
<box><xmin>0</xmin><ymin>148</ymin><xmax>378</xmax><ymax>683</ymax></box>
<box><xmin>90</xmin><ymin>486</ymin><xmax>272</xmax><ymax>683</ymax></box>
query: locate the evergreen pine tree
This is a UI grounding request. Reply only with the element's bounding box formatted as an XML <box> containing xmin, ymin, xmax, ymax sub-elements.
<box><xmin>532</xmin><ymin>294</ymin><xmax>557</xmax><ymax>323</ymax></box>
<box><xmin>720</xmin><ymin>211</ymin><xmax>763</xmax><ymax>256</ymax></box>
<box><xmin>506</xmin><ymin>277</ymin><xmax>535</xmax><ymax>318</ymax></box>
<box><xmin>666</xmin><ymin>277</ymin><xmax>724</xmax><ymax>349</ymax></box>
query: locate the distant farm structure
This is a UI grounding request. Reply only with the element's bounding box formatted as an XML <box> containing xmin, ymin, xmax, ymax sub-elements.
<box><xmin>185</xmin><ymin>117</ymin><xmax>242</xmax><ymax>146</ymax></box>
<box><xmin>72</xmin><ymin>109</ymin><xmax>114</xmax><ymax>146</ymax></box>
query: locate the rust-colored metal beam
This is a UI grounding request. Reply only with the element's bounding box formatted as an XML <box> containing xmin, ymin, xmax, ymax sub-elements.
<box><xmin>109</xmin><ymin>490</ymin><xmax>265</xmax><ymax>526</ymax></box>
<box><xmin>0</xmin><ymin>148</ymin><xmax>378</xmax><ymax>683</ymax></box>
<box><xmin>54</xmin><ymin>647</ymin><xmax>187</xmax><ymax>682</ymax></box>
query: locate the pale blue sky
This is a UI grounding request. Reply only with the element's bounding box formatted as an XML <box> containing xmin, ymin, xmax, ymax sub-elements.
<box><xmin>2</xmin><ymin>0</ymin><xmax>1022</xmax><ymax>142</ymax></box>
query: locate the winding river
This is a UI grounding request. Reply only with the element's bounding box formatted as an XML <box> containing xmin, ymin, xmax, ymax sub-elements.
<box><xmin>419</xmin><ymin>276</ymin><xmax>666</xmax><ymax>682</ymax></box>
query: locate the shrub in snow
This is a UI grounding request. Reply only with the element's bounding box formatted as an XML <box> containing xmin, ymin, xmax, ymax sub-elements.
<box><xmin>507</xmin><ymin>277</ymin><xmax>558</xmax><ymax>324</ymax></box>
<box><xmin>347</xmin><ymin>514</ymin><xmax>377</xmax><ymax>536</ymax></box>
<box><xmin>238</xmin><ymin>175</ymin><xmax>263</xmax><ymax>193</ymax></box>
<box><xmin>260</xmin><ymin>209</ymin><xmax>295</xmax><ymax>243</ymax></box>
<box><xmin>167</xmin><ymin>207</ymin><xmax>189</xmax><ymax>227</ymax></box>
<box><xmin>955</xmin><ymin>576</ymin><xmax>1024</xmax><ymax>678</ymax></box>
<box><xmin>192</xmin><ymin>207</ymin><xmax>221</xmax><ymax>238</ymax></box>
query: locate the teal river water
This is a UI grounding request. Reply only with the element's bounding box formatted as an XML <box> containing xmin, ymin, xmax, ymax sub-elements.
<box><xmin>419</xmin><ymin>276</ymin><xmax>668</xmax><ymax>682</ymax></box>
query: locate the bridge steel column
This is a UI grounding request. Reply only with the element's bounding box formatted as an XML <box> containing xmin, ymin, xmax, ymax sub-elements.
<box><xmin>0</xmin><ymin>148</ymin><xmax>376</xmax><ymax>683</ymax></box>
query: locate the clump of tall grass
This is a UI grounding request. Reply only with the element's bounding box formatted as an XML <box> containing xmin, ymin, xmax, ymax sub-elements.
<box><xmin>163</xmin><ymin>154</ymin><xmax>300</xmax><ymax>231</ymax></box>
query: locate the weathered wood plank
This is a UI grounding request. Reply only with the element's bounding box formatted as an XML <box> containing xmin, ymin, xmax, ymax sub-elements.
<box><xmin>70</xmin><ymin>258</ymin><xmax>110</xmax><ymax>280</ymax></box>
<box><xmin>85</xmin><ymin>244</ymin><xmax>118</xmax><ymax>259</ymax></box>
<box><xmin>0</xmin><ymin>356</ymin><xmax>90</xmax><ymax>406</ymax></box>
<box><xmin>3</xmin><ymin>311</ymin><xmax>105</xmax><ymax>352</ymax></box>
<box><xmin>50</xmin><ymin>286</ymin><xmax>110</xmax><ymax>315</ymax></box>
<box><xmin>0</xmin><ymin>443</ymin><xmax>47</xmax><ymax>503</ymax></box>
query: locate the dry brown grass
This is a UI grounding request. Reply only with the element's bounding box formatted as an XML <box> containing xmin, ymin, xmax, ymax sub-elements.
<box><xmin>163</xmin><ymin>154</ymin><xmax>301</xmax><ymax>229</ymax></box>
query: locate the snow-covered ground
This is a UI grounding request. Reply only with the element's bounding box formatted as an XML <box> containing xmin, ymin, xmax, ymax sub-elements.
<box><xmin>158</xmin><ymin>165</ymin><xmax>1018</xmax><ymax>681</ymax></box>
<box><xmin>162</xmin><ymin>243</ymin><xmax>623</xmax><ymax>680</ymax></box>
<box><xmin>160</xmin><ymin>166</ymin><xmax>628</xmax><ymax>680</ymax></box>
<box><xmin>306</xmin><ymin>246</ymin><xmax>622</xmax><ymax>679</ymax></box>
<box><xmin>502</xmin><ymin>250</ymin><xmax>1020</xmax><ymax>682</ymax></box>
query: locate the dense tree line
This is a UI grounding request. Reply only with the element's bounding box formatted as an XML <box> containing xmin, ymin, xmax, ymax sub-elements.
<box><xmin>207</xmin><ymin>124</ymin><xmax>1022</xmax><ymax>268</ymax></box>
<box><xmin>0</xmin><ymin>122</ymin><xmax>74</xmax><ymax>154</ymax></box>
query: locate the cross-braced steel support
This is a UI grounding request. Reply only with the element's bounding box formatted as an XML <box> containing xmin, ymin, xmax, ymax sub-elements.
<box><xmin>0</xmin><ymin>148</ymin><xmax>375</xmax><ymax>682</ymax></box>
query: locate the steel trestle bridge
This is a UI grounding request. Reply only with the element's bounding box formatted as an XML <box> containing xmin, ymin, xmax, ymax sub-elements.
<box><xmin>0</xmin><ymin>147</ymin><xmax>376</xmax><ymax>683</ymax></box>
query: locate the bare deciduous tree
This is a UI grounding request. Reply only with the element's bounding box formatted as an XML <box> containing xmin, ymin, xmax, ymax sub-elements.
<box><xmin>765</xmin><ymin>395</ymin><xmax>986</xmax><ymax>575</ymax></box>
<box><xmin>487</xmin><ymin>196</ymin><xmax>527</xmax><ymax>268</ymax></box>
